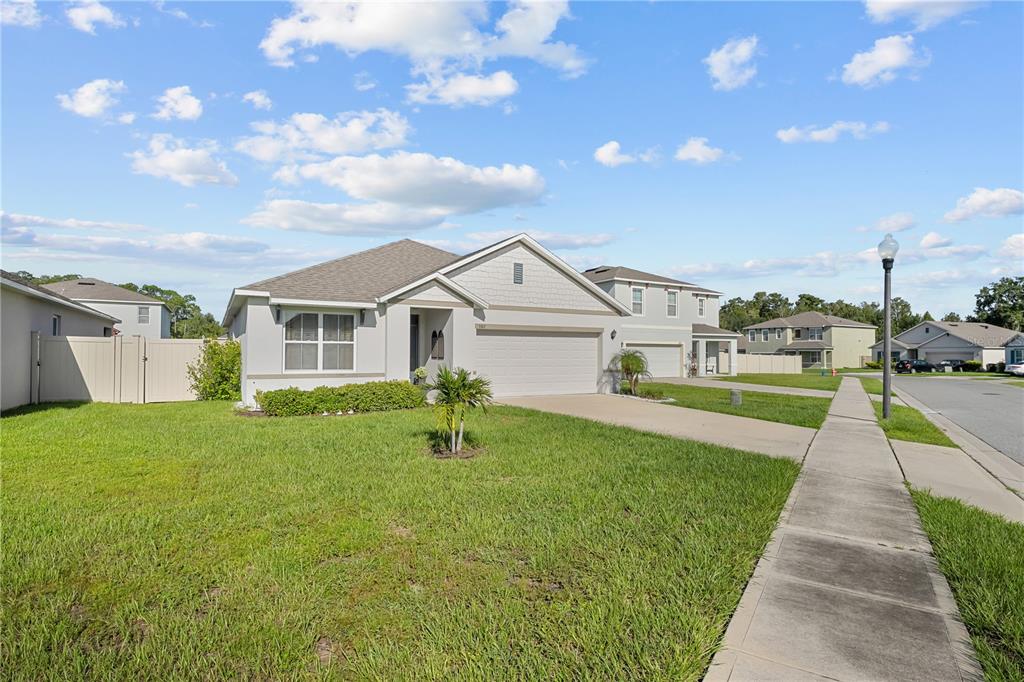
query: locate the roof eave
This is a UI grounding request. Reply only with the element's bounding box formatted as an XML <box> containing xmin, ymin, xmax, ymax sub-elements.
<box><xmin>1</xmin><ymin>277</ymin><xmax>121</xmax><ymax>323</ymax></box>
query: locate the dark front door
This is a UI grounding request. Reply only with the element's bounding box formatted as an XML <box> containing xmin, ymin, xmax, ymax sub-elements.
<box><xmin>409</xmin><ymin>314</ymin><xmax>420</xmax><ymax>372</ymax></box>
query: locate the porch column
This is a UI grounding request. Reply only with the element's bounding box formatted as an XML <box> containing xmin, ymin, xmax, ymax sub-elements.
<box><xmin>697</xmin><ymin>339</ymin><xmax>707</xmax><ymax>377</ymax></box>
<box><xmin>384</xmin><ymin>304</ymin><xmax>411</xmax><ymax>381</ymax></box>
<box><xmin>728</xmin><ymin>338</ymin><xmax>738</xmax><ymax>376</ymax></box>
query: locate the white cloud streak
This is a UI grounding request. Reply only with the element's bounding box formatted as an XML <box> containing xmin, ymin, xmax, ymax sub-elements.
<box><xmin>56</xmin><ymin>78</ymin><xmax>126</xmax><ymax>118</ymax></box>
<box><xmin>242</xmin><ymin>90</ymin><xmax>273</xmax><ymax>110</ymax></box>
<box><xmin>128</xmin><ymin>134</ymin><xmax>238</xmax><ymax>187</ymax></box>
<box><xmin>234</xmin><ymin>109</ymin><xmax>411</xmax><ymax>163</ymax></box>
<box><xmin>703</xmin><ymin>35</ymin><xmax>758</xmax><ymax>91</ymax></box>
<box><xmin>153</xmin><ymin>85</ymin><xmax>203</xmax><ymax>120</ymax></box>
<box><xmin>841</xmin><ymin>34</ymin><xmax>930</xmax><ymax>87</ymax></box>
<box><xmin>777</xmin><ymin>120</ymin><xmax>890</xmax><ymax>143</ymax></box>
<box><xmin>66</xmin><ymin>1</ymin><xmax>124</xmax><ymax>34</ymax></box>
<box><xmin>944</xmin><ymin>187</ymin><xmax>1024</xmax><ymax>222</ymax></box>
<box><xmin>2</xmin><ymin>0</ymin><xmax>41</xmax><ymax>27</ymax></box>
<box><xmin>674</xmin><ymin>137</ymin><xmax>726</xmax><ymax>165</ymax></box>
<box><xmin>406</xmin><ymin>70</ymin><xmax>518</xmax><ymax>107</ymax></box>
<box><xmin>864</xmin><ymin>1</ymin><xmax>979</xmax><ymax>31</ymax></box>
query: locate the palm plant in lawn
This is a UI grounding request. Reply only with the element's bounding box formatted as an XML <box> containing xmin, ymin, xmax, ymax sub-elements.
<box><xmin>613</xmin><ymin>349</ymin><xmax>651</xmax><ymax>395</ymax></box>
<box><xmin>429</xmin><ymin>366</ymin><xmax>494</xmax><ymax>455</ymax></box>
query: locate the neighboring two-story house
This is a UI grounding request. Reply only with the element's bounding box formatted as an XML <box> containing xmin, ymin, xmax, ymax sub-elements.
<box><xmin>742</xmin><ymin>311</ymin><xmax>876</xmax><ymax>369</ymax></box>
<box><xmin>582</xmin><ymin>266</ymin><xmax>740</xmax><ymax>377</ymax></box>
<box><xmin>42</xmin><ymin>278</ymin><xmax>171</xmax><ymax>339</ymax></box>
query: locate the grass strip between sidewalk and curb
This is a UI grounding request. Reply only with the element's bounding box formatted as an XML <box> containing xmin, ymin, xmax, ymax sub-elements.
<box><xmin>716</xmin><ymin>373</ymin><xmax>841</xmax><ymax>392</ymax></box>
<box><xmin>872</xmin><ymin>402</ymin><xmax>958</xmax><ymax>448</ymax></box>
<box><xmin>644</xmin><ymin>382</ymin><xmax>831</xmax><ymax>429</ymax></box>
<box><xmin>910</xmin><ymin>489</ymin><xmax>1024</xmax><ymax>682</ymax></box>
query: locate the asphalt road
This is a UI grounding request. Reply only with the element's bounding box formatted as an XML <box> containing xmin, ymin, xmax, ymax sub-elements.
<box><xmin>892</xmin><ymin>375</ymin><xmax>1024</xmax><ymax>465</ymax></box>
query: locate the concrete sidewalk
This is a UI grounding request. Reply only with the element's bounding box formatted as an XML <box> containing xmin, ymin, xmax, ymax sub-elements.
<box><xmin>500</xmin><ymin>394</ymin><xmax>815</xmax><ymax>461</ymax></box>
<box><xmin>707</xmin><ymin>377</ymin><xmax>980</xmax><ymax>681</ymax></box>
<box><xmin>657</xmin><ymin>376</ymin><xmax>907</xmax><ymax>406</ymax></box>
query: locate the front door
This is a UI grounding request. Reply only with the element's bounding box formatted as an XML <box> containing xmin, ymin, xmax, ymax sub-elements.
<box><xmin>409</xmin><ymin>314</ymin><xmax>419</xmax><ymax>373</ymax></box>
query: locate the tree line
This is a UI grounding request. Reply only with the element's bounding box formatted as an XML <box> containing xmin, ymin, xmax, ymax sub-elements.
<box><xmin>12</xmin><ymin>271</ymin><xmax>224</xmax><ymax>339</ymax></box>
<box><xmin>719</xmin><ymin>276</ymin><xmax>1023</xmax><ymax>339</ymax></box>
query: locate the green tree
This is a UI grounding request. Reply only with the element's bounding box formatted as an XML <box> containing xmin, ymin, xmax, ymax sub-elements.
<box><xmin>942</xmin><ymin>312</ymin><xmax>962</xmax><ymax>322</ymax></box>
<box><xmin>12</xmin><ymin>271</ymin><xmax>81</xmax><ymax>284</ymax></box>
<box><xmin>429</xmin><ymin>367</ymin><xmax>493</xmax><ymax>455</ymax></box>
<box><xmin>186</xmin><ymin>340</ymin><xmax>241</xmax><ymax>400</ymax></box>
<box><xmin>120</xmin><ymin>283</ymin><xmax>224</xmax><ymax>338</ymax></box>
<box><xmin>921</xmin><ymin>311</ymin><xmax>935</xmax><ymax>321</ymax></box>
<box><xmin>972</xmin><ymin>277</ymin><xmax>1024</xmax><ymax>331</ymax></box>
<box><xmin>794</xmin><ymin>293</ymin><xmax>826</xmax><ymax>313</ymax></box>
<box><xmin>890</xmin><ymin>297</ymin><xmax>921</xmax><ymax>335</ymax></box>
<box><xmin>612</xmin><ymin>349</ymin><xmax>651</xmax><ymax>395</ymax></box>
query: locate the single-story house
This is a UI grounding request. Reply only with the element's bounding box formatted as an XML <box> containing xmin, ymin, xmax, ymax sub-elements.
<box><xmin>42</xmin><ymin>278</ymin><xmax>170</xmax><ymax>338</ymax></box>
<box><xmin>742</xmin><ymin>311</ymin><xmax>876</xmax><ymax>369</ymax></box>
<box><xmin>1</xmin><ymin>270</ymin><xmax>119</xmax><ymax>411</ymax></box>
<box><xmin>871</xmin><ymin>320</ymin><xmax>1019</xmax><ymax>366</ymax></box>
<box><xmin>223</xmin><ymin>234</ymin><xmax>734</xmax><ymax>407</ymax></box>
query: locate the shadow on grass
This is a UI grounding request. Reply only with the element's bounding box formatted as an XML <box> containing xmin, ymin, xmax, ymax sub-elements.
<box><xmin>1</xmin><ymin>401</ymin><xmax>92</xmax><ymax>418</ymax></box>
<box><xmin>420</xmin><ymin>429</ymin><xmax>487</xmax><ymax>459</ymax></box>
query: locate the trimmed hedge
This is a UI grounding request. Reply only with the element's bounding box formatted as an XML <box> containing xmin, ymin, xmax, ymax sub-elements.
<box><xmin>256</xmin><ymin>381</ymin><xmax>426</xmax><ymax>416</ymax></box>
<box><xmin>958</xmin><ymin>361</ymin><xmax>983</xmax><ymax>372</ymax></box>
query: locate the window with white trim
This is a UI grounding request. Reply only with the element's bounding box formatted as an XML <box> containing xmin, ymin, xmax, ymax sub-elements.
<box><xmin>761</xmin><ymin>329</ymin><xmax>769</xmax><ymax>342</ymax></box>
<box><xmin>283</xmin><ymin>312</ymin><xmax>356</xmax><ymax>372</ymax></box>
<box><xmin>808</xmin><ymin>327</ymin><xmax>823</xmax><ymax>341</ymax></box>
<box><xmin>1010</xmin><ymin>348</ymin><xmax>1024</xmax><ymax>364</ymax></box>
<box><xmin>697</xmin><ymin>297</ymin><xmax>706</xmax><ymax>317</ymax></box>
<box><xmin>776</xmin><ymin>328</ymin><xmax>783</xmax><ymax>340</ymax></box>
<box><xmin>322</xmin><ymin>313</ymin><xmax>355</xmax><ymax>370</ymax></box>
<box><xmin>138</xmin><ymin>306</ymin><xmax>150</xmax><ymax>324</ymax></box>
<box><xmin>666</xmin><ymin>291</ymin><xmax>678</xmax><ymax>317</ymax></box>
<box><xmin>51</xmin><ymin>314</ymin><xmax>61</xmax><ymax>336</ymax></box>
<box><xmin>631</xmin><ymin>287</ymin><xmax>644</xmax><ymax>315</ymax></box>
<box><xmin>748</xmin><ymin>330</ymin><xmax>756</xmax><ymax>342</ymax></box>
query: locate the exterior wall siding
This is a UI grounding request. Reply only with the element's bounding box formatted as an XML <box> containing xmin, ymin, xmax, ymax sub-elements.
<box><xmin>828</xmin><ymin>326</ymin><xmax>876</xmax><ymax>368</ymax></box>
<box><xmin>79</xmin><ymin>300</ymin><xmax>168</xmax><ymax>338</ymax></box>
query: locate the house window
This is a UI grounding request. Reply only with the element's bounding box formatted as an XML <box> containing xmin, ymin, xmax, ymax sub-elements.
<box><xmin>631</xmin><ymin>287</ymin><xmax>644</xmax><ymax>315</ymax></box>
<box><xmin>804</xmin><ymin>351</ymin><xmax>822</xmax><ymax>367</ymax></box>
<box><xmin>761</xmin><ymin>329</ymin><xmax>769</xmax><ymax>342</ymax></box>
<box><xmin>1010</xmin><ymin>349</ymin><xmax>1024</xmax><ymax>364</ymax></box>
<box><xmin>513</xmin><ymin>262</ymin><xmax>524</xmax><ymax>285</ymax></box>
<box><xmin>748</xmin><ymin>330</ymin><xmax>756</xmax><ymax>342</ymax></box>
<box><xmin>322</xmin><ymin>314</ymin><xmax>355</xmax><ymax>370</ymax></box>
<box><xmin>794</xmin><ymin>328</ymin><xmax>803</xmax><ymax>339</ymax></box>
<box><xmin>430</xmin><ymin>330</ymin><xmax>445</xmax><ymax>360</ymax></box>
<box><xmin>51</xmin><ymin>314</ymin><xmax>61</xmax><ymax>336</ymax></box>
<box><xmin>138</xmin><ymin>306</ymin><xmax>150</xmax><ymax>324</ymax></box>
<box><xmin>666</xmin><ymin>291</ymin><xmax>678</xmax><ymax>317</ymax></box>
<box><xmin>808</xmin><ymin>327</ymin><xmax>823</xmax><ymax>341</ymax></box>
<box><xmin>698</xmin><ymin>297</ymin><xmax>706</xmax><ymax>317</ymax></box>
<box><xmin>284</xmin><ymin>313</ymin><xmax>318</xmax><ymax>370</ymax></box>
<box><xmin>776</xmin><ymin>328</ymin><xmax>783</xmax><ymax>340</ymax></box>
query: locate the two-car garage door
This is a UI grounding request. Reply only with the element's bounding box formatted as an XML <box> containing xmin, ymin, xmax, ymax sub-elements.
<box><xmin>625</xmin><ymin>343</ymin><xmax>682</xmax><ymax>378</ymax></box>
<box><xmin>474</xmin><ymin>329</ymin><xmax>598</xmax><ymax>396</ymax></box>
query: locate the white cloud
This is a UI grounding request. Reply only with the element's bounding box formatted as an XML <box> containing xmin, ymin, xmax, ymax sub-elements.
<box><xmin>2</xmin><ymin>0</ymin><xmax>41</xmax><ymax>27</ymax></box>
<box><xmin>998</xmin><ymin>233</ymin><xmax>1024</xmax><ymax>260</ymax></box>
<box><xmin>593</xmin><ymin>141</ymin><xmax>658</xmax><ymax>168</ymax></box>
<box><xmin>66</xmin><ymin>1</ymin><xmax>124</xmax><ymax>34</ymax></box>
<box><xmin>295</xmin><ymin>151</ymin><xmax>545</xmax><ymax>215</ymax></box>
<box><xmin>902</xmin><ymin>268</ymin><xmax>978</xmax><ymax>288</ymax></box>
<box><xmin>919</xmin><ymin>231</ymin><xmax>952</xmax><ymax>248</ymax></box>
<box><xmin>353</xmin><ymin>71</ymin><xmax>377</xmax><ymax>91</ymax></box>
<box><xmin>234</xmin><ymin>108</ymin><xmax>411</xmax><ymax>163</ymax></box>
<box><xmin>406</xmin><ymin>70</ymin><xmax>518</xmax><ymax>107</ymax></box>
<box><xmin>56</xmin><ymin>78</ymin><xmax>126</xmax><ymax>118</ymax></box>
<box><xmin>674</xmin><ymin>137</ymin><xmax>726</xmax><ymax>165</ymax></box>
<box><xmin>944</xmin><ymin>187</ymin><xmax>1024</xmax><ymax>222</ymax></box>
<box><xmin>1</xmin><ymin>211</ymin><xmax>152</xmax><ymax>233</ymax></box>
<box><xmin>856</xmin><ymin>211</ymin><xmax>916</xmax><ymax>233</ymax></box>
<box><xmin>777</xmin><ymin>120</ymin><xmax>890</xmax><ymax>143</ymax></box>
<box><xmin>841</xmin><ymin>34</ymin><xmax>929</xmax><ymax>87</ymax></box>
<box><xmin>242</xmin><ymin>90</ymin><xmax>273</xmax><ymax>110</ymax></box>
<box><xmin>242</xmin><ymin>199</ymin><xmax>446</xmax><ymax>235</ymax></box>
<box><xmin>864</xmin><ymin>1</ymin><xmax>978</xmax><ymax>31</ymax></box>
<box><xmin>703</xmin><ymin>35</ymin><xmax>758</xmax><ymax>91</ymax></box>
<box><xmin>128</xmin><ymin>134</ymin><xmax>238</xmax><ymax>187</ymax></box>
<box><xmin>153</xmin><ymin>85</ymin><xmax>203</xmax><ymax>121</ymax></box>
<box><xmin>153</xmin><ymin>0</ymin><xmax>212</xmax><ymax>28</ymax></box>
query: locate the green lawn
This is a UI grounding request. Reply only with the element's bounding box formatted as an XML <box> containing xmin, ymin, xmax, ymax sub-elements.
<box><xmin>717</xmin><ymin>373</ymin><xmax>841</xmax><ymax>392</ymax></box>
<box><xmin>1006</xmin><ymin>379</ymin><xmax>1024</xmax><ymax>389</ymax></box>
<box><xmin>857</xmin><ymin>377</ymin><xmax>884</xmax><ymax>395</ymax></box>
<box><xmin>1</xmin><ymin>401</ymin><xmax>799</xmax><ymax>679</ymax></box>
<box><xmin>910</xmin><ymin>490</ymin><xmax>1024</xmax><ymax>681</ymax></box>
<box><xmin>872</xmin><ymin>402</ymin><xmax>958</xmax><ymax>447</ymax></box>
<box><xmin>645</xmin><ymin>382</ymin><xmax>831</xmax><ymax>429</ymax></box>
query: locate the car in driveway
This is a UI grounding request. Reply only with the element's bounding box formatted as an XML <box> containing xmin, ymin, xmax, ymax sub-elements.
<box><xmin>936</xmin><ymin>359</ymin><xmax>964</xmax><ymax>371</ymax></box>
<box><xmin>1006</xmin><ymin>362</ymin><xmax>1024</xmax><ymax>377</ymax></box>
<box><xmin>895</xmin><ymin>359</ymin><xmax>936</xmax><ymax>374</ymax></box>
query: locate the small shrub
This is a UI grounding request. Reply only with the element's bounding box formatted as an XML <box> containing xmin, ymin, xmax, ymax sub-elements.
<box><xmin>864</xmin><ymin>360</ymin><xmax>882</xmax><ymax>369</ymax></box>
<box><xmin>959</xmin><ymin>361</ymin><xmax>982</xmax><ymax>372</ymax></box>
<box><xmin>636</xmin><ymin>385</ymin><xmax>665</xmax><ymax>400</ymax></box>
<box><xmin>256</xmin><ymin>381</ymin><xmax>425</xmax><ymax>416</ymax></box>
<box><xmin>997</xmin><ymin>362</ymin><xmax>1006</xmax><ymax>373</ymax></box>
<box><xmin>187</xmin><ymin>339</ymin><xmax>241</xmax><ymax>400</ymax></box>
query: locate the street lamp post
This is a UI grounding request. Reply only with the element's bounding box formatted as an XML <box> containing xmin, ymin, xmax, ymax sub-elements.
<box><xmin>877</xmin><ymin>233</ymin><xmax>900</xmax><ymax>419</ymax></box>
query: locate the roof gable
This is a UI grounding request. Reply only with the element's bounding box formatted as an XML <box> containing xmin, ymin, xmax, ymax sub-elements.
<box><xmin>42</xmin><ymin>278</ymin><xmax>162</xmax><ymax>304</ymax></box>
<box><xmin>581</xmin><ymin>265</ymin><xmax>721</xmax><ymax>294</ymax></box>
<box><xmin>745</xmin><ymin>311</ymin><xmax>876</xmax><ymax>330</ymax></box>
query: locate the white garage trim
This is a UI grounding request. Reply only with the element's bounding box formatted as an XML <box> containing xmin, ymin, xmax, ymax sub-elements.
<box><xmin>475</xmin><ymin>323</ymin><xmax>602</xmax><ymax>335</ymax></box>
<box><xmin>474</xmin><ymin>328</ymin><xmax>601</xmax><ymax>397</ymax></box>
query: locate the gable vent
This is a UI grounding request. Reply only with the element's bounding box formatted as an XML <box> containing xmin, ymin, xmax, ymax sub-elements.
<box><xmin>513</xmin><ymin>262</ymin><xmax>524</xmax><ymax>284</ymax></box>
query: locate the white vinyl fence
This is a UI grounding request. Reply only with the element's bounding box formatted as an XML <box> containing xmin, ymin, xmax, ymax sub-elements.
<box><xmin>30</xmin><ymin>333</ymin><xmax>204</xmax><ymax>404</ymax></box>
<box><xmin>735</xmin><ymin>354</ymin><xmax>802</xmax><ymax>374</ymax></box>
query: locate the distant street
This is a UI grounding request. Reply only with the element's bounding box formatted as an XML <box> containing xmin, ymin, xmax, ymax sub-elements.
<box><xmin>892</xmin><ymin>376</ymin><xmax>1024</xmax><ymax>465</ymax></box>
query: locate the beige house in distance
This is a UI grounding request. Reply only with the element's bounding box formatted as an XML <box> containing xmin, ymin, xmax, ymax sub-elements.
<box><xmin>742</xmin><ymin>311</ymin><xmax>876</xmax><ymax>369</ymax></box>
<box><xmin>42</xmin><ymin>278</ymin><xmax>171</xmax><ymax>339</ymax></box>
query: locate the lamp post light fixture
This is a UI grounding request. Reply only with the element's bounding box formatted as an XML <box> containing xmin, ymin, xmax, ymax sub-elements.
<box><xmin>877</xmin><ymin>233</ymin><xmax>900</xmax><ymax>419</ymax></box>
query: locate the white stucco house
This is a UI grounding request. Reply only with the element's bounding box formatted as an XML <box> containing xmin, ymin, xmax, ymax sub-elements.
<box><xmin>223</xmin><ymin>234</ymin><xmax>737</xmax><ymax>407</ymax></box>
<box><xmin>871</xmin><ymin>320</ymin><xmax>1019</xmax><ymax>366</ymax></box>
<box><xmin>42</xmin><ymin>278</ymin><xmax>171</xmax><ymax>339</ymax></box>
<box><xmin>1</xmin><ymin>271</ymin><xmax>119</xmax><ymax>411</ymax></box>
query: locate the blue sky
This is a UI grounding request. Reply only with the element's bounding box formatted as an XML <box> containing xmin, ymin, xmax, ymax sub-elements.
<box><xmin>2</xmin><ymin>1</ymin><xmax>1022</xmax><ymax>318</ymax></box>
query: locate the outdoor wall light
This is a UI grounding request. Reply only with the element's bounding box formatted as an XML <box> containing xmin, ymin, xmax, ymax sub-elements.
<box><xmin>610</xmin><ymin>329</ymin><xmax>617</xmax><ymax>340</ymax></box>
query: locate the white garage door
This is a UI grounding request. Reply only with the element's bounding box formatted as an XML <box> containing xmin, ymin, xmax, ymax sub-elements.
<box><xmin>924</xmin><ymin>351</ymin><xmax>972</xmax><ymax>364</ymax></box>
<box><xmin>626</xmin><ymin>344</ymin><xmax>682</xmax><ymax>378</ymax></box>
<box><xmin>474</xmin><ymin>329</ymin><xmax>598</xmax><ymax>396</ymax></box>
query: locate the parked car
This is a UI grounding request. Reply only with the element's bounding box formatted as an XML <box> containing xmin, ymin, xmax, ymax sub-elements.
<box><xmin>1006</xmin><ymin>363</ymin><xmax>1024</xmax><ymax>377</ymax></box>
<box><xmin>936</xmin><ymin>359</ymin><xmax>964</xmax><ymax>369</ymax></box>
<box><xmin>895</xmin><ymin>359</ymin><xmax>936</xmax><ymax>374</ymax></box>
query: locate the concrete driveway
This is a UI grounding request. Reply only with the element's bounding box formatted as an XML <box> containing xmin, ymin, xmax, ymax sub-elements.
<box><xmin>892</xmin><ymin>376</ymin><xmax>1024</xmax><ymax>465</ymax></box>
<box><xmin>500</xmin><ymin>394</ymin><xmax>816</xmax><ymax>461</ymax></box>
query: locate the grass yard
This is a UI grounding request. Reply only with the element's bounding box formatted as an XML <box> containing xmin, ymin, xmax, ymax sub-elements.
<box><xmin>1</xmin><ymin>401</ymin><xmax>799</xmax><ymax>680</ymax></box>
<box><xmin>910</xmin><ymin>490</ymin><xmax>1024</xmax><ymax>681</ymax></box>
<box><xmin>645</xmin><ymin>382</ymin><xmax>831</xmax><ymax>428</ymax></box>
<box><xmin>717</xmin><ymin>373</ymin><xmax>840</xmax><ymax>392</ymax></box>
<box><xmin>872</xmin><ymin>402</ymin><xmax>958</xmax><ymax>448</ymax></box>
<box><xmin>857</xmin><ymin>377</ymin><xmax>884</xmax><ymax>395</ymax></box>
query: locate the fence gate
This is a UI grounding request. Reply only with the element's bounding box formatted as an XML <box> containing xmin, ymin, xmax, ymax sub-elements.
<box><xmin>35</xmin><ymin>335</ymin><xmax>204</xmax><ymax>404</ymax></box>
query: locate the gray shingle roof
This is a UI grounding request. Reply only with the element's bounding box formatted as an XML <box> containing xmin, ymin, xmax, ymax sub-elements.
<box><xmin>42</xmin><ymin>278</ymin><xmax>162</xmax><ymax>304</ymax></box>
<box><xmin>2</xmin><ymin>271</ymin><xmax>120</xmax><ymax>321</ymax></box>
<box><xmin>693</xmin><ymin>323</ymin><xmax>741</xmax><ymax>336</ymax></box>
<box><xmin>781</xmin><ymin>340</ymin><xmax>833</xmax><ymax>350</ymax></box>
<box><xmin>926</xmin><ymin>321</ymin><xmax>1019</xmax><ymax>347</ymax></box>
<box><xmin>581</xmin><ymin>265</ymin><xmax>720</xmax><ymax>293</ymax></box>
<box><xmin>242</xmin><ymin>239</ymin><xmax>460</xmax><ymax>303</ymax></box>
<box><xmin>745</xmin><ymin>311</ymin><xmax>876</xmax><ymax>330</ymax></box>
